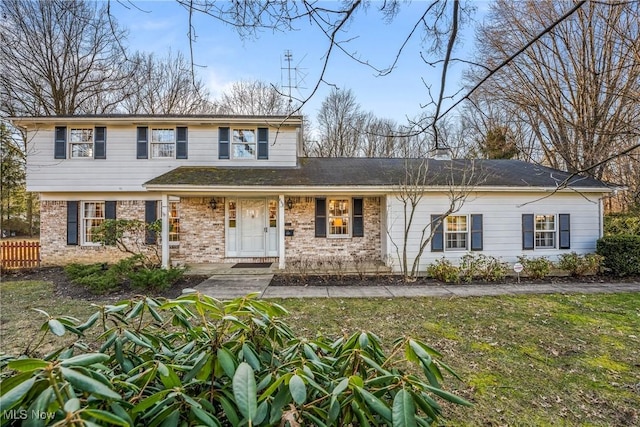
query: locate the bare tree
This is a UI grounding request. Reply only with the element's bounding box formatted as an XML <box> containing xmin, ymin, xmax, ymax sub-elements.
<box><xmin>388</xmin><ymin>159</ymin><xmax>482</xmax><ymax>281</ymax></box>
<box><xmin>214</xmin><ymin>80</ymin><xmax>290</xmax><ymax>115</ymax></box>
<box><xmin>0</xmin><ymin>0</ymin><xmax>132</xmax><ymax>116</ymax></box>
<box><xmin>470</xmin><ymin>0</ymin><xmax>640</xmax><ymax>181</ymax></box>
<box><xmin>310</xmin><ymin>88</ymin><xmax>363</xmax><ymax>157</ymax></box>
<box><xmin>121</xmin><ymin>51</ymin><xmax>213</xmax><ymax>114</ymax></box>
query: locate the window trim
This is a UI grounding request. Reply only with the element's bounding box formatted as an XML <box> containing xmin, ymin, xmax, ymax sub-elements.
<box><xmin>80</xmin><ymin>201</ymin><xmax>105</xmax><ymax>246</ymax></box>
<box><xmin>327</xmin><ymin>197</ymin><xmax>351</xmax><ymax>238</ymax></box>
<box><xmin>231</xmin><ymin>128</ymin><xmax>257</xmax><ymax>160</ymax></box>
<box><xmin>150</xmin><ymin>128</ymin><xmax>177</xmax><ymax>159</ymax></box>
<box><xmin>534</xmin><ymin>214</ymin><xmax>557</xmax><ymax>249</ymax></box>
<box><xmin>444</xmin><ymin>215</ymin><xmax>469</xmax><ymax>251</ymax></box>
<box><xmin>69</xmin><ymin>128</ymin><xmax>94</xmax><ymax>159</ymax></box>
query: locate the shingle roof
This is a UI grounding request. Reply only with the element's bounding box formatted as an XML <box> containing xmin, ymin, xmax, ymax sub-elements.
<box><xmin>144</xmin><ymin>157</ymin><xmax>611</xmax><ymax>190</ymax></box>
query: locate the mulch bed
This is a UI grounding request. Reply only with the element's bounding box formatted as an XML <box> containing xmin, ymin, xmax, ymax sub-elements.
<box><xmin>2</xmin><ymin>266</ymin><xmax>639</xmax><ymax>301</ymax></box>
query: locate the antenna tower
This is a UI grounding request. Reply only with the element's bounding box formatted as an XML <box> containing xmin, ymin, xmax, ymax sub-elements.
<box><xmin>280</xmin><ymin>50</ymin><xmax>307</xmax><ymax>112</ymax></box>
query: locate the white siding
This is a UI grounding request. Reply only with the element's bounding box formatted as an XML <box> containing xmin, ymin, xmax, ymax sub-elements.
<box><xmin>385</xmin><ymin>191</ymin><xmax>603</xmax><ymax>273</ymax></box>
<box><xmin>26</xmin><ymin>123</ymin><xmax>298</xmax><ymax>192</ymax></box>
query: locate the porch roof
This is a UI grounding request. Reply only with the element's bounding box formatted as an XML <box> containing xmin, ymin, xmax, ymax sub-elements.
<box><xmin>143</xmin><ymin>157</ymin><xmax>612</xmax><ymax>192</ymax></box>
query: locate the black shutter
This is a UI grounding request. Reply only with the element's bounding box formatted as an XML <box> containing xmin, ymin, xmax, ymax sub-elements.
<box><xmin>55</xmin><ymin>126</ymin><xmax>66</xmax><ymax>159</ymax></box>
<box><xmin>145</xmin><ymin>201</ymin><xmax>157</xmax><ymax>244</ymax></box>
<box><xmin>431</xmin><ymin>215</ymin><xmax>444</xmax><ymax>252</ymax></box>
<box><xmin>522</xmin><ymin>214</ymin><xmax>535</xmax><ymax>250</ymax></box>
<box><xmin>67</xmin><ymin>201</ymin><xmax>78</xmax><ymax>245</ymax></box>
<box><xmin>94</xmin><ymin>127</ymin><xmax>106</xmax><ymax>159</ymax></box>
<box><xmin>137</xmin><ymin>127</ymin><xmax>148</xmax><ymax>159</ymax></box>
<box><xmin>105</xmin><ymin>201</ymin><xmax>116</xmax><ymax>219</ymax></box>
<box><xmin>559</xmin><ymin>214</ymin><xmax>570</xmax><ymax>249</ymax></box>
<box><xmin>315</xmin><ymin>198</ymin><xmax>326</xmax><ymax>237</ymax></box>
<box><xmin>176</xmin><ymin>126</ymin><xmax>188</xmax><ymax>159</ymax></box>
<box><xmin>352</xmin><ymin>198</ymin><xmax>364</xmax><ymax>237</ymax></box>
<box><xmin>470</xmin><ymin>214</ymin><xmax>483</xmax><ymax>251</ymax></box>
<box><xmin>219</xmin><ymin>127</ymin><xmax>230</xmax><ymax>159</ymax></box>
<box><xmin>257</xmin><ymin>127</ymin><xmax>268</xmax><ymax>159</ymax></box>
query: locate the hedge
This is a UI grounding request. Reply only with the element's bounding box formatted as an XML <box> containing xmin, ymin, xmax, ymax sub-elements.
<box><xmin>596</xmin><ymin>235</ymin><xmax>640</xmax><ymax>276</ymax></box>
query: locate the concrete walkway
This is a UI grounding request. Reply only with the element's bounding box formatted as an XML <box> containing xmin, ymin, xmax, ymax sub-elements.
<box><xmin>193</xmin><ymin>272</ymin><xmax>640</xmax><ymax>299</ymax></box>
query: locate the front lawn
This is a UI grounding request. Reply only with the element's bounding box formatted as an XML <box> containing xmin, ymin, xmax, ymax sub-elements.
<box><xmin>1</xmin><ymin>280</ymin><xmax>638</xmax><ymax>426</ymax></box>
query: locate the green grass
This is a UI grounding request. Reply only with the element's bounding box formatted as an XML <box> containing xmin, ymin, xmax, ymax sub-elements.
<box><xmin>2</xmin><ymin>281</ymin><xmax>639</xmax><ymax>426</ymax></box>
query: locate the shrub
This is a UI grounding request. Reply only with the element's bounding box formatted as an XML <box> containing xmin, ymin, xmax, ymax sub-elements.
<box><xmin>558</xmin><ymin>252</ymin><xmax>603</xmax><ymax>276</ymax></box>
<box><xmin>64</xmin><ymin>255</ymin><xmax>143</xmax><ymax>294</ymax></box>
<box><xmin>459</xmin><ymin>254</ymin><xmax>508</xmax><ymax>283</ymax></box>
<box><xmin>128</xmin><ymin>266</ymin><xmax>185</xmax><ymax>290</ymax></box>
<box><xmin>597</xmin><ymin>235</ymin><xmax>640</xmax><ymax>276</ymax></box>
<box><xmin>604</xmin><ymin>213</ymin><xmax>640</xmax><ymax>236</ymax></box>
<box><xmin>0</xmin><ymin>294</ymin><xmax>471</xmax><ymax>426</ymax></box>
<box><xmin>427</xmin><ymin>258</ymin><xmax>460</xmax><ymax>283</ymax></box>
<box><xmin>517</xmin><ymin>256</ymin><xmax>552</xmax><ymax>280</ymax></box>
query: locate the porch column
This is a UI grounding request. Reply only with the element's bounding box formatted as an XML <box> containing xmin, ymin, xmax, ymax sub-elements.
<box><xmin>278</xmin><ymin>194</ymin><xmax>286</xmax><ymax>269</ymax></box>
<box><xmin>161</xmin><ymin>194</ymin><xmax>170</xmax><ymax>269</ymax></box>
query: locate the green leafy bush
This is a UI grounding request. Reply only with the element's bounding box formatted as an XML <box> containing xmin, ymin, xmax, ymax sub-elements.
<box><xmin>459</xmin><ymin>254</ymin><xmax>508</xmax><ymax>283</ymax></box>
<box><xmin>596</xmin><ymin>235</ymin><xmax>640</xmax><ymax>276</ymax></box>
<box><xmin>0</xmin><ymin>293</ymin><xmax>471</xmax><ymax>426</ymax></box>
<box><xmin>604</xmin><ymin>213</ymin><xmax>640</xmax><ymax>236</ymax></box>
<box><xmin>517</xmin><ymin>256</ymin><xmax>553</xmax><ymax>280</ymax></box>
<box><xmin>427</xmin><ymin>258</ymin><xmax>460</xmax><ymax>283</ymax></box>
<box><xmin>558</xmin><ymin>252</ymin><xmax>603</xmax><ymax>276</ymax></box>
<box><xmin>63</xmin><ymin>256</ymin><xmax>143</xmax><ymax>294</ymax></box>
<box><xmin>128</xmin><ymin>266</ymin><xmax>185</xmax><ymax>290</ymax></box>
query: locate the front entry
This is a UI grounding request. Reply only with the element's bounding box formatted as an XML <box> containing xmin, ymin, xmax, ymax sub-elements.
<box><xmin>226</xmin><ymin>198</ymin><xmax>278</xmax><ymax>257</ymax></box>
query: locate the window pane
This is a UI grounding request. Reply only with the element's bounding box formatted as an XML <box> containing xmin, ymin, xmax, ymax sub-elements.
<box><xmin>535</xmin><ymin>215</ymin><xmax>555</xmax><ymax>231</ymax></box>
<box><xmin>232</xmin><ymin>143</ymin><xmax>256</xmax><ymax>158</ymax></box>
<box><xmin>83</xmin><ymin>202</ymin><xmax>105</xmax><ymax>244</ymax></box>
<box><xmin>169</xmin><ymin>201</ymin><xmax>180</xmax><ymax>243</ymax></box>
<box><xmin>446</xmin><ymin>233</ymin><xmax>467</xmax><ymax>249</ymax></box>
<box><xmin>228</xmin><ymin>201</ymin><xmax>236</xmax><ymax>228</ymax></box>
<box><xmin>151</xmin><ymin>129</ymin><xmax>175</xmax><ymax>158</ymax></box>
<box><xmin>233</xmin><ymin>129</ymin><xmax>255</xmax><ymax>143</ymax></box>
<box><xmin>446</xmin><ymin>216</ymin><xmax>467</xmax><ymax>232</ymax></box>
<box><xmin>70</xmin><ymin>129</ymin><xmax>93</xmax><ymax>158</ymax></box>
<box><xmin>328</xmin><ymin>199</ymin><xmax>349</xmax><ymax>236</ymax></box>
<box><xmin>445</xmin><ymin>216</ymin><xmax>468</xmax><ymax>250</ymax></box>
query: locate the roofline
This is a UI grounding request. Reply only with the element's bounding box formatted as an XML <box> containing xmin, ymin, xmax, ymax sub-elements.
<box><xmin>143</xmin><ymin>184</ymin><xmax>615</xmax><ymax>194</ymax></box>
<box><xmin>8</xmin><ymin>115</ymin><xmax>303</xmax><ymax>127</ymax></box>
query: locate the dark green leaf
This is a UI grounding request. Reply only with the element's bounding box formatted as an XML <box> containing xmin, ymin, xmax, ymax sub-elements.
<box><xmin>82</xmin><ymin>409</ymin><xmax>130</xmax><ymax>426</ymax></box>
<box><xmin>48</xmin><ymin>319</ymin><xmax>66</xmax><ymax>336</ymax></box>
<box><xmin>60</xmin><ymin>367</ymin><xmax>121</xmax><ymax>400</ymax></box>
<box><xmin>233</xmin><ymin>362</ymin><xmax>257</xmax><ymax>422</ymax></box>
<box><xmin>356</xmin><ymin>387</ymin><xmax>392</xmax><ymax>422</ymax></box>
<box><xmin>0</xmin><ymin>376</ymin><xmax>36</xmax><ymax>412</ymax></box>
<box><xmin>289</xmin><ymin>374</ymin><xmax>307</xmax><ymax>405</ymax></box>
<box><xmin>392</xmin><ymin>389</ymin><xmax>417</xmax><ymax>427</ymax></box>
<box><xmin>60</xmin><ymin>353</ymin><xmax>110</xmax><ymax>367</ymax></box>
<box><xmin>7</xmin><ymin>358</ymin><xmax>48</xmax><ymax>372</ymax></box>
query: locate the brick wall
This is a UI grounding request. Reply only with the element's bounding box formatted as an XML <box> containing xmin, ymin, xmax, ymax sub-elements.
<box><xmin>283</xmin><ymin>197</ymin><xmax>382</xmax><ymax>263</ymax></box>
<box><xmin>173</xmin><ymin>198</ymin><xmax>226</xmax><ymax>264</ymax></box>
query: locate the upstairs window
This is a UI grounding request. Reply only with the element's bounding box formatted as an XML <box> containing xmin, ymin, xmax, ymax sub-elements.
<box><xmin>232</xmin><ymin>129</ymin><xmax>256</xmax><ymax>159</ymax></box>
<box><xmin>151</xmin><ymin>129</ymin><xmax>175</xmax><ymax>159</ymax></box>
<box><xmin>70</xmin><ymin>129</ymin><xmax>93</xmax><ymax>158</ymax></box>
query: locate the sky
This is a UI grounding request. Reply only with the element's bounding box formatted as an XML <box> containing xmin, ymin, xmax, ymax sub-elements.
<box><xmin>110</xmin><ymin>1</ymin><xmax>490</xmax><ymax>126</ymax></box>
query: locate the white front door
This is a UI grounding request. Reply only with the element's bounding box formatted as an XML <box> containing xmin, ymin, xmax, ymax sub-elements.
<box><xmin>226</xmin><ymin>198</ymin><xmax>278</xmax><ymax>258</ymax></box>
<box><xmin>239</xmin><ymin>199</ymin><xmax>266</xmax><ymax>257</ymax></box>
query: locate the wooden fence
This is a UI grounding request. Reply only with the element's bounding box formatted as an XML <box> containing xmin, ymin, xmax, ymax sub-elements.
<box><xmin>0</xmin><ymin>241</ymin><xmax>41</xmax><ymax>269</ymax></box>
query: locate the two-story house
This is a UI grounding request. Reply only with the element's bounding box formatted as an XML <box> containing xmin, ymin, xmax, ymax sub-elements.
<box><xmin>11</xmin><ymin>115</ymin><xmax>613</xmax><ymax>272</ymax></box>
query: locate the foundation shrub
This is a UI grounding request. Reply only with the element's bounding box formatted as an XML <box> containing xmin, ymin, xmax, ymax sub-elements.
<box><xmin>558</xmin><ymin>252</ymin><xmax>603</xmax><ymax>276</ymax></box>
<box><xmin>517</xmin><ymin>256</ymin><xmax>552</xmax><ymax>280</ymax></box>
<box><xmin>427</xmin><ymin>258</ymin><xmax>460</xmax><ymax>283</ymax></box>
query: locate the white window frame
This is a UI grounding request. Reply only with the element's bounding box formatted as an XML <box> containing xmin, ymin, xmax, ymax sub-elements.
<box><xmin>231</xmin><ymin>129</ymin><xmax>256</xmax><ymax>159</ymax></box>
<box><xmin>69</xmin><ymin>128</ymin><xmax>93</xmax><ymax>159</ymax></box>
<box><xmin>535</xmin><ymin>214</ymin><xmax>556</xmax><ymax>249</ymax></box>
<box><xmin>328</xmin><ymin>198</ymin><xmax>351</xmax><ymax>238</ymax></box>
<box><xmin>445</xmin><ymin>215</ymin><xmax>468</xmax><ymax>251</ymax></box>
<box><xmin>81</xmin><ymin>201</ymin><xmax>105</xmax><ymax>246</ymax></box>
<box><xmin>151</xmin><ymin>128</ymin><xmax>176</xmax><ymax>159</ymax></box>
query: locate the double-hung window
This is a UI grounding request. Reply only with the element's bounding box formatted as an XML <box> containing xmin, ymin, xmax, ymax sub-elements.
<box><xmin>535</xmin><ymin>214</ymin><xmax>556</xmax><ymax>248</ymax></box>
<box><xmin>70</xmin><ymin>129</ymin><xmax>93</xmax><ymax>158</ymax></box>
<box><xmin>82</xmin><ymin>202</ymin><xmax>104</xmax><ymax>245</ymax></box>
<box><xmin>151</xmin><ymin>129</ymin><xmax>175</xmax><ymax>159</ymax></box>
<box><xmin>445</xmin><ymin>215</ymin><xmax>468</xmax><ymax>250</ymax></box>
<box><xmin>328</xmin><ymin>199</ymin><xmax>350</xmax><ymax>236</ymax></box>
<box><xmin>232</xmin><ymin>129</ymin><xmax>256</xmax><ymax>159</ymax></box>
